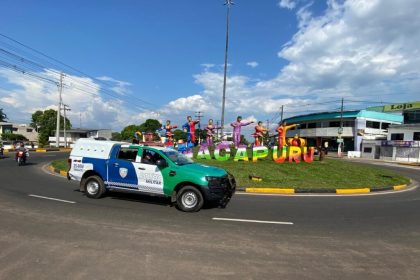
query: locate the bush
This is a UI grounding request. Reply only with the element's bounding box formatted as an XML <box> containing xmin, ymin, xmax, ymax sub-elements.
<box><xmin>1</xmin><ymin>133</ymin><xmax>28</xmax><ymax>141</ymax></box>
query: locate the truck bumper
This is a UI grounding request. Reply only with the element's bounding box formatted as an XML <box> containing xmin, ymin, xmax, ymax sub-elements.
<box><xmin>201</xmin><ymin>174</ymin><xmax>236</xmax><ymax>208</ymax></box>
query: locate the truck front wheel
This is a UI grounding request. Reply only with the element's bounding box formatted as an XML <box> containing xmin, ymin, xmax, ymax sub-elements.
<box><xmin>84</xmin><ymin>175</ymin><xmax>106</xmax><ymax>199</ymax></box>
<box><xmin>176</xmin><ymin>186</ymin><xmax>204</xmax><ymax>212</ymax></box>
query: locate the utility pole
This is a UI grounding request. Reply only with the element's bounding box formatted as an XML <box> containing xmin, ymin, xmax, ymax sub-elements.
<box><xmin>62</xmin><ymin>104</ymin><xmax>71</xmax><ymax>148</ymax></box>
<box><xmin>280</xmin><ymin>105</ymin><xmax>284</xmax><ymax>123</ymax></box>
<box><xmin>220</xmin><ymin>0</ymin><xmax>234</xmax><ymax>139</ymax></box>
<box><xmin>338</xmin><ymin>98</ymin><xmax>344</xmax><ymax>157</ymax></box>
<box><xmin>216</xmin><ymin>120</ymin><xmax>220</xmax><ymax>141</ymax></box>
<box><xmin>55</xmin><ymin>72</ymin><xmax>64</xmax><ymax>147</ymax></box>
<box><xmin>195</xmin><ymin>111</ymin><xmax>204</xmax><ymax>144</ymax></box>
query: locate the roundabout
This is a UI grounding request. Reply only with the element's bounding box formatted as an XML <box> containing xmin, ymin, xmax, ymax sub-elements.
<box><xmin>1</xmin><ymin>152</ymin><xmax>419</xmax><ymax>279</ymax></box>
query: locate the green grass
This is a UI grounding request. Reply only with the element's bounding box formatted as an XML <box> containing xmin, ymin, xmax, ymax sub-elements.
<box><xmin>195</xmin><ymin>158</ymin><xmax>409</xmax><ymax>189</ymax></box>
<box><xmin>51</xmin><ymin>158</ymin><xmax>68</xmax><ymax>171</ymax></box>
<box><xmin>51</xmin><ymin>157</ymin><xmax>409</xmax><ymax>190</ymax></box>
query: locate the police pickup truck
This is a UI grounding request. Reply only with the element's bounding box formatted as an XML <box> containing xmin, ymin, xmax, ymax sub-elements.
<box><xmin>68</xmin><ymin>139</ymin><xmax>236</xmax><ymax>212</ymax></box>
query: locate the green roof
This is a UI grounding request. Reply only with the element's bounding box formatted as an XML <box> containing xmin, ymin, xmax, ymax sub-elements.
<box><xmin>283</xmin><ymin>110</ymin><xmax>403</xmax><ymax>123</ymax></box>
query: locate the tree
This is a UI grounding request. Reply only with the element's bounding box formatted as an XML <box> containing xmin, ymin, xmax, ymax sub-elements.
<box><xmin>31</xmin><ymin>109</ymin><xmax>71</xmax><ymax>147</ymax></box>
<box><xmin>240</xmin><ymin>135</ymin><xmax>249</xmax><ymax>146</ymax></box>
<box><xmin>111</xmin><ymin>132</ymin><xmax>123</xmax><ymax>141</ymax></box>
<box><xmin>139</xmin><ymin>119</ymin><xmax>162</xmax><ymax>133</ymax></box>
<box><xmin>196</xmin><ymin>128</ymin><xmax>206</xmax><ymax>144</ymax></box>
<box><xmin>0</xmin><ymin>108</ymin><xmax>8</xmax><ymax>122</ymax></box>
<box><xmin>120</xmin><ymin>124</ymin><xmax>142</xmax><ymax>141</ymax></box>
<box><xmin>1</xmin><ymin>133</ymin><xmax>28</xmax><ymax>141</ymax></box>
<box><xmin>173</xmin><ymin>129</ymin><xmax>187</xmax><ymax>142</ymax></box>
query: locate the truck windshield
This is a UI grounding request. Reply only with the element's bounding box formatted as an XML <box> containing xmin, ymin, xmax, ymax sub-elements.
<box><xmin>162</xmin><ymin>150</ymin><xmax>194</xmax><ymax>165</ymax></box>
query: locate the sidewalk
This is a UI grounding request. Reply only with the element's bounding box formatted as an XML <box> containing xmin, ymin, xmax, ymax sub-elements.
<box><xmin>327</xmin><ymin>154</ymin><xmax>420</xmax><ymax>169</ymax></box>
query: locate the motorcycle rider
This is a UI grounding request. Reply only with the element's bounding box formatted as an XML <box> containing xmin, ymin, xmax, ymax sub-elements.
<box><xmin>15</xmin><ymin>142</ymin><xmax>28</xmax><ymax>163</ymax></box>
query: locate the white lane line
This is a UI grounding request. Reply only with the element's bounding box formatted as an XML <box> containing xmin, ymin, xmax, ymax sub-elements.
<box><xmin>212</xmin><ymin>217</ymin><xmax>293</xmax><ymax>225</ymax></box>
<box><xmin>28</xmin><ymin>194</ymin><xmax>76</xmax><ymax>204</ymax></box>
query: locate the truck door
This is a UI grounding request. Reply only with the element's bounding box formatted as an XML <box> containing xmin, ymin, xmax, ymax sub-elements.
<box><xmin>107</xmin><ymin>147</ymin><xmax>139</xmax><ymax>190</ymax></box>
<box><xmin>135</xmin><ymin>148</ymin><xmax>165</xmax><ymax>195</ymax></box>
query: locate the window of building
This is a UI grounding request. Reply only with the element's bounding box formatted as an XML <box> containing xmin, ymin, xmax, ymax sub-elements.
<box><xmin>413</xmin><ymin>132</ymin><xmax>420</xmax><ymax>141</ymax></box>
<box><xmin>381</xmin><ymin>123</ymin><xmax>390</xmax><ymax>130</ymax></box>
<box><xmin>307</xmin><ymin>123</ymin><xmax>316</xmax><ymax>128</ymax></box>
<box><xmin>366</xmin><ymin>121</ymin><xmax>380</xmax><ymax>129</ymax></box>
<box><xmin>26</xmin><ymin>128</ymin><xmax>33</xmax><ymax>132</ymax></box>
<box><xmin>363</xmin><ymin>147</ymin><xmax>372</xmax><ymax>153</ymax></box>
<box><xmin>12</xmin><ymin>127</ymin><xmax>18</xmax><ymax>132</ymax></box>
<box><xmin>117</xmin><ymin>148</ymin><xmax>138</xmax><ymax>161</ymax></box>
<box><xmin>390</xmin><ymin>133</ymin><xmax>404</xmax><ymax>140</ymax></box>
<box><xmin>343</xmin><ymin>121</ymin><xmax>355</xmax><ymax>127</ymax></box>
<box><xmin>403</xmin><ymin>110</ymin><xmax>420</xmax><ymax>124</ymax></box>
<box><xmin>299</xmin><ymin>123</ymin><xmax>307</xmax><ymax>129</ymax></box>
<box><xmin>329</xmin><ymin>121</ymin><xmax>340</xmax><ymax>127</ymax></box>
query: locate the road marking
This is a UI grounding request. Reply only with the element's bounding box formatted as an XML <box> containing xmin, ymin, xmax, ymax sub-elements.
<box><xmin>28</xmin><ymin>194</ymin><xmax>76</xmax><ymax>204</ymax></box>
<box><xmin>212</xmin><ymin>217</ymin><xmax>293</xmax><ymax>225</ymax></box>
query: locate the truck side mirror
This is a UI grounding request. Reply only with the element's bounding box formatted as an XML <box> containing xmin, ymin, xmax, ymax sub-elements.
<box><xmin>156</xmin><ymin>159</ymin><xmax>168</xmax><ymax>168</ymax></box>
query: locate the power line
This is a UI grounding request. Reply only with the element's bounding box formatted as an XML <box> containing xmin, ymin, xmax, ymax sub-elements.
<box><xmin>0</xmin><ymin>33</ymin><xmax>160</xmax><ymax>107</ymax></box>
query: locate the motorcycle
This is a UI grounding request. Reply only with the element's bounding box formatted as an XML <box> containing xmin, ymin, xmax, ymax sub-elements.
<box><xmin>16</xmin><ymin>150</ymin><xmax>27</xmax><ymax>166</ymax></box>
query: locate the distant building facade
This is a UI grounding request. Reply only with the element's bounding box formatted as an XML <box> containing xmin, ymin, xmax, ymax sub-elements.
<box><xmin>0</xmin><ymin>122</ymin><xmax>38</xmax><ymax>142</ymax></box>
<box><xmin>361</xmin><ymin>102</ymin><xmax>420</xmax><ymax>162</ymax></box>
<box><xmin>49</xmin><ymin>128</ymin><xmax>112</xmax><ymax>147</ymax></box>
<box><xmin>282</xmin><ymin>110</ymin><xmax>403</xmax><ymax>152</ymax></box>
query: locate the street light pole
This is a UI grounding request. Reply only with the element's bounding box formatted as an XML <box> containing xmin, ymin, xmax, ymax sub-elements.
<box><xmin>220</xmin><ymin>0</ymin><xmax>234</xmax><ymax>140</ymax></box>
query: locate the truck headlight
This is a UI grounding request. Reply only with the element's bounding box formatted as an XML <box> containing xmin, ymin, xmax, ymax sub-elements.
<box><xmin>206</xmin><ymin>176</ymin><xmax>222</xmax><ymax>188</ymax></box>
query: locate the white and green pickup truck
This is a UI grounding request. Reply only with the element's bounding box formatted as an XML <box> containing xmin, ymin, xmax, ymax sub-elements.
<box><xmin>68</xmin><ymin>139</ymin><xmax>236</xmax><ymax>212</ymax></box>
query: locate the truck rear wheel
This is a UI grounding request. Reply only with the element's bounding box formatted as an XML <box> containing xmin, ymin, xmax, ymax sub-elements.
<box><xmin>84</xmin><ymin>175</ymin><xmax>106</xmax><ymax>199</ymax></box>
<box><xmin>176</xmin><ymin>186</ymin><xmax>204</xmax><ymax>212</ymax></box>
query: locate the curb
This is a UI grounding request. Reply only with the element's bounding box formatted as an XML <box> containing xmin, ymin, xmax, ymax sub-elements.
<box><xmin>47</xmin><ymin>164</ymin><xmax>411</xmax><ymax>195</ymax></box>
<box><xmin>47</xmin><ymin>165</ymin><xmax>68</xmax><ymax>177</ymax></box>
<box><xmin>3</xmin><ymin>148</ymin><xmax>71</xmax><ymax>153</ymax></box>
<box><xmin>237</xmin><ymin>183</ymin><xmax>410</xmax><ymax>194</ymax></box>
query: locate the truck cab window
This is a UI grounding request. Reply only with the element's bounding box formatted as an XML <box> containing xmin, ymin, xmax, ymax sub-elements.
<box><xmin>117</xmin><ymin>148</ymin><xmax>138</xmax><ymax>161</ymax></box>
<box><xmin>141</xmin><ymin>149</ymin><xmax>163</xmax><ymax>165</ymax></box>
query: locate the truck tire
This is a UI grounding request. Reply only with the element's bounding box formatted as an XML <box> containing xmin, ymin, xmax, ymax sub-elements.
<box><xmin>84</xmin><ymin>175</ymin><xmax>106</xmax><ymax>199</ymax></box>
<box><xmin>176</xmin><ymin>186</ymin><xmax>204</xmax><ymax>212</ymax></box>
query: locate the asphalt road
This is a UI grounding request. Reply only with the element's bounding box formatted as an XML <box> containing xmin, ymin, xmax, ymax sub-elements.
<box><xmin>0</xmin><ymin>152</ymin><xmax>419</xmax><ymax>280</ymax></box>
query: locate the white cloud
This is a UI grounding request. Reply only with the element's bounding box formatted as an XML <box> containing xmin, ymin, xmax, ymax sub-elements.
<box><xmin>0</xmin><ymin>69</ymin><xmax>150</xmax><ymax>130</ymax></box>
<box><xmin>279</xmin><ymin>0</ymin><xmax>299</xmax><ymax>10</ymax></box>
<box><xmin>246</xmin><ymin>61</ymin><xmax>259</xmax><ymax>68</ymax></box>
<box><xmin>97</xmin><ymin>76</ymin><xmax>132</xmax><ymax>96</ymax></box>
<box><xmin>201</xmin><ymin>64</ymin><xmax>215</xmax><ymax>71</ymax></box>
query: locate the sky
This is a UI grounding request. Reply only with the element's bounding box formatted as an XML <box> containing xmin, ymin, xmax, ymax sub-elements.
<box><xmin>0</xmin><ymin>0</ymin><xmax>419</xmax><ymax>136</ymax></box>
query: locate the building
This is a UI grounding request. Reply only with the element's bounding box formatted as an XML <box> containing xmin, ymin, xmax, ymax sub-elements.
<box><xmin>361</xmin><ymin>102</ymin><xmax>420</xmax><ymax>162</ymax></box>
<box><xmin>282</xmin><ymin>110</ymin><xmax>403</xmax><ymax>152</ymax></box>
<box><xmin>48</xmin><ymin>128</ymin><xmax>112</xmax><ymax>147</ymax></box>
<box><xmin>0</xmin><ymin>122</ymin><xmax>38</xmax><ymax>142</ymax></box>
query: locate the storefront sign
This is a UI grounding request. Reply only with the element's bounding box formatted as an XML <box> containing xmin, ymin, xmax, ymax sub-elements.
<box><xmin>383</xmin><ymin>102</ymin><xmax>420</xmax><ymax>112</ymax></box>
<box><xmin>381</xmin><ymin>140</ymin><xmax>414</xmax><ymax>147</ymax></box>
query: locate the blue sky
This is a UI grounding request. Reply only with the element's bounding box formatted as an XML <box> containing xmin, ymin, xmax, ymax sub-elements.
<box><xmin>0</xmin><ymin>0</ymin><xmax>419</xmax><ymax>133</ymax></box>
